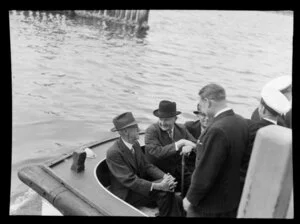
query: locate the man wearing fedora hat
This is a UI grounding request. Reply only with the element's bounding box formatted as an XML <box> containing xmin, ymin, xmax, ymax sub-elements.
<box><xmin>240</xmin><ymin>86</ymin><xmax>291</xmax><ymax>194</ymax></box>
<box><xmin>251</xmin><ymin>75</ymin><xmax>292</xmax><ymax>128</ymax></box>
<box><xmin>106</xmin><ymin>112</ymin><xmax>185</xmax><ymax>217</ymax></box>
<box><xmin>144</xmin><ymin>100</ymin><xmax>197</xmax><ymax>197</ymax></box>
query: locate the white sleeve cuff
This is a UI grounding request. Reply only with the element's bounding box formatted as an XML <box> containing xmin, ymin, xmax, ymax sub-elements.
<box><xmin>175</xmin><ymin>142</ymin><xmax>178</xmax><ymax>151</ymax></box>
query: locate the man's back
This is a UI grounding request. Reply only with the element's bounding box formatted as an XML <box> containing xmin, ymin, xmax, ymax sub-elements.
<box><xmin>188</xmin><ymin>110</ymin><xmax>249</xmax><ymax>213</ymax></box>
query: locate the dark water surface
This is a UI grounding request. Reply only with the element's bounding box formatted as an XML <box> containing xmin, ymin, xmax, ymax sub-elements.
<box><xmin>9</xmin><ymin>10</ymin><xmax>293</xmax><ymax>214</ymax></box>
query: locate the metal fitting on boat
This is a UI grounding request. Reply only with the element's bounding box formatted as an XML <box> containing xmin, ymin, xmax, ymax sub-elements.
<box><xmin>71</xmin><ymin>150</ymin><xmax>86</xmax><ymax>173</ymax></box>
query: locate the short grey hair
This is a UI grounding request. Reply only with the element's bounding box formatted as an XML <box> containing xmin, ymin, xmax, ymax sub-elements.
<box><xmin>198</xmin><ymin>83</ymin><xmax>226</xmax><ymax>101</ymax></box>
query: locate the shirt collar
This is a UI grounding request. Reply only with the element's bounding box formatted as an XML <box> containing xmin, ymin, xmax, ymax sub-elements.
<box><xmin>263</xmin><ymin>117</ymin><xmax>277</xmax><ymax>125</ymax></box>
<box><xmin>121</xmin><ymin>137</ymin><xmax>133</xmax><ymax>150</ymax></box>
<box><xmin>214</xmin><ymin>107</ymin><xmax>232</xmax><ymax>118</ymax></box>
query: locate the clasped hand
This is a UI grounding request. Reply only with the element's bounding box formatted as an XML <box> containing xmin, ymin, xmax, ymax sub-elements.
<box><xmin>160</xmin><ymin>173</ymin><xmax>177</xmax><ymax>192</ymax></box>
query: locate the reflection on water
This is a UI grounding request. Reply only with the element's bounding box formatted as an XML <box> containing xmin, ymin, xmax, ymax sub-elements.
<box><xmin>10</xmin><ymin>10</ymin><xmax>293</xmax><ymax>214</ymax></box>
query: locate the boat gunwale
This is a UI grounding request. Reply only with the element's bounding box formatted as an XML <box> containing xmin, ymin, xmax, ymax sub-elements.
<box><xmin>44</xmin><ymin>131</ymin><xmax>145</xmax><ymax>168</ymax></box>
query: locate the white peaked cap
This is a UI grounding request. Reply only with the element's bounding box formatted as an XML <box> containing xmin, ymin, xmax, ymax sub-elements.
<box><xmin>264</xmin><ymin>75</ymin><xmax>292</xmax><ymax>92</ymax></box>
<box><xmin>261</xmin><ymin>87</ymin><xmax>291</xmax><ymax>115</ymax></box>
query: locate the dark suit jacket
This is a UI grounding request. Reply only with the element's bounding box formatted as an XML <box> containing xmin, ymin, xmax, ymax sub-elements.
<box><xmin>144</xmin><ymin>122</ymin><xmax>196</xmax><ymax>174</ymax></box>
<box><xmin>251</xmin><ymin>107</ymin><xmax>290</xmax><ymax>128</ymax></box>
<box><xmin>240</xmin><ymin>118</ymin><xmax>275</xmax><ymax>184</ymax></box>
<box><xmin>184</xmin><ymin>120</ymin><xmax>202</xmax><ymax>140</ymax></box>
<box><xmin>186</xmin><ymin>109</ymin><xmax>249</xmax><ymax>214</ymax></box>
<box><xmin>285</xmin><ymin>109</ymin><xmax>292</xmax><ymax>128</ymax></box>
<box><xmin>106</xmin><ymin>138</ymin><xmax>165</xmax><ymax>201</ymax></box>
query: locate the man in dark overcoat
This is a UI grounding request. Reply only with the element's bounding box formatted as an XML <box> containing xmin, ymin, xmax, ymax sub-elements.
<box><xmin>106</xmin><ymin>112</ymin><xmax>184</xmax><ymax>217</ymax></box>
<box><xmin>144</xmin><ymin>100</ymin><xmax>197</xmax><ymax>197</ymax></box>
<box><xmin>183</xmin><ymin>83</ymin><xmax>249</xmax><ymax>218</ymax></box>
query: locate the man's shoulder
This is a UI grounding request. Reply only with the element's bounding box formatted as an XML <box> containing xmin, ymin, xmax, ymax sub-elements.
<box><xmin>211</xmin><ymin>112</ymin><xmax>247</xmax><ymax>132</ymax></box>
<box><xmin>184</xmin><ymin>120</ymin><xmax>200</xmax><ymax>128</ymax></box>
<box><xmin>145</xmin><ymin>122</ymin><xmax>159</xmax><ymax>132</ymax></box>
<box><xmin>106</xmin><ymin>140</ymin><xmax>121</xmax><ymax>158</ymax></box>
<box><xmin>175</xmin><ymin>122</ymin><xmax>189</xmax><ymax>130</ymax></box>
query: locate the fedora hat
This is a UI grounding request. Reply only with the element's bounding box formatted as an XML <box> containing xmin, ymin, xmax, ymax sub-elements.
<box><xmin>153</xmin><ymin>100</ymin><xmax>181</xmax><ymax>118</ymax></box>
<box><xmin>111</xmin><ymin>112</ymin><xmax>138</xmax><ymax>132</ymax></box>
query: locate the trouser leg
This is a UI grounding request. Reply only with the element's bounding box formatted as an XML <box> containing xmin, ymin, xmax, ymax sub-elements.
<box><xmin>187</xmin><ymin>206</ymin><xmax>237</xmax><ymax>218</ymax></box>
<box><xmin>125</xmin><ymin>190</ymin><xmax>185</xmax><ymax>217</ymax></box>
<box><xmin>151</xmin><ymin>190</ymin><xmax>185</xmax><ymax>217</ymax></box>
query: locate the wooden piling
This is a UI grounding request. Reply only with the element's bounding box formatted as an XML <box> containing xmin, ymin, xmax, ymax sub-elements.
<box><xmin>125</xmin><ymin>10</ymin><xmax>130</xmax><ymax>21</ymax></box>
<box><xmin>131</xmin><ymin>10</ymin><xmax>136</xmax><ymax>21</ymax></box>
<box><xmin>237</xmin><ymin>125</ymin><xmax>293</xmax><ymax>218</ymax></box>
<box><xmin>138</xmin><ymin>10</ymin><xmax>149</xmax><ymax>25</ymax></box>
<box><xmin>115</xmin><ymin>10</ymin><xmax>120</xmax><ymax>18</ymax></box>
<box><xmin>135</xmin><ymin>10</ymin><xmax>140</xmax><ymax>22</ymax></box>
<box><xmin>120</xmin><ymin>10</ymin><xmax>125</xmax><ymax>20</ymax></box>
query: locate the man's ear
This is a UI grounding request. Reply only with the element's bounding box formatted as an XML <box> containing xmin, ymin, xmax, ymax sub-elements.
<box><xmin>207</xmin><ymin>99</ymin><xmax>212</xmax><ymax>108</ymax></box>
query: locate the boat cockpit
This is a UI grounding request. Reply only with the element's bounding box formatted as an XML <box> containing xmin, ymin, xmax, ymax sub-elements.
<box><xmin>95</xmin><ymin>145</ymin><xmax>159</xmax><ymax>217</ymax></box>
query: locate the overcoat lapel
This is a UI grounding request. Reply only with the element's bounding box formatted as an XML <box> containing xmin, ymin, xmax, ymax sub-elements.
<box><xmin>132</xmin><ymin>142</ymin><xmax>144</xmax><ymax>176</ymax></box>
<box><xmin>117</xmin><ymin>138</ymin><xmax>137</xmax><ymax>171</ymax></box>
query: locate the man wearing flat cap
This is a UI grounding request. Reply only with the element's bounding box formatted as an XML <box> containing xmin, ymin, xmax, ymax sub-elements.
<box><xmin>251</xmin><ymin>75</ymin><xmax>292</xmax><ymax>128</ymax></box>
<box><xmin>106</xmin><ymin>112</ymin><xmax>185</xmax><ymax>217</ymax></box>
<box><xmin>144</xmin><ymin>100</ymin><xmax>197</xmax><ymax>197</ymax></box>
<box><xmin>241</xmin><ymin>86</ymin><xmax>291</xmax><ymax>193</ymax></box>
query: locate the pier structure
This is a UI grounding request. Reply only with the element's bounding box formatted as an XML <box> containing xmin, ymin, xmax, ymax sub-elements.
<box><xmin>72</xmin><ymin>10</ymin><xmax>150</xmax><ymax>30</ymax></box>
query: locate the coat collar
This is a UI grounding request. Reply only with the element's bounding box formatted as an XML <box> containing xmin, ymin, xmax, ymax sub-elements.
<box><xmin>261</xmin><ymin>118</ymin><xmax>276</xmax><ymax>126</ymax></box>
<box><xmin>213</xmin><ymin>109</ymin><xmax>234</xmax><ymax>122</ymax></box>
<box><xmin>199</xmin><ymin>109</ymin><xmax>234</xmax><ymax>140</ymax></box>
<box><xmin>262</xmin><ymin>117</ymin><xmax>277</xmax><ymax>125</ymax></box>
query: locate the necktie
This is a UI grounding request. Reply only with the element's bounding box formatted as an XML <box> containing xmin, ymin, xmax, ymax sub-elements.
<box><xmin>130</xmin><ymin>147</ymin><xmax>135</xmax><ymax>154</ymax></box>
<box><xmin>167</xmin><ymin>129</ymin><xmax>173</xmax><ymax>141</ymax></box>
